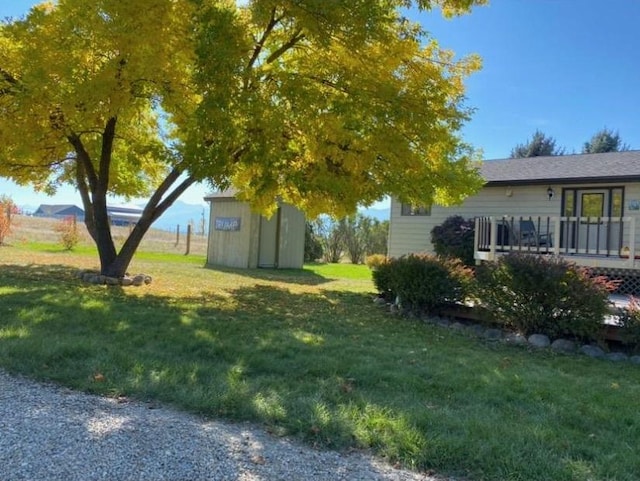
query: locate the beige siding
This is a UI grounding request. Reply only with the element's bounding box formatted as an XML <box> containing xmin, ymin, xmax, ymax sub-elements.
<box><xmin>387</xmin><ymin>199</ymin><xmax>433</xmax><ymax>258</ymax></box>
<box><xmin>206</xmin><ymin>199</ymin><xmax>260</xmax><ymax>268</ymax></box>
<box><xmin>622</xmin><ymin>183</ymin><xmax>640</xmax><ymax>250</ymax></box>
<box><xmin>389</xmin><ymin>183</ymin><xmax>640</xmax><ymax>258</ymax></box>
<box><xmin>206</xmin><ymin>199</ymin><xmax>305</xmax><ymax>269</ymax></box>
<box><xmin>277</xmin><ymin>205</ymin><xmax>305</xmax><ymax>269</ymax></box>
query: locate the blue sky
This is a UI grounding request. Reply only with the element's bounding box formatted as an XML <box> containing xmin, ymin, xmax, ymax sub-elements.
<box><xmin>2</xmin><ymin>0</ymin><xmax>640</xmax><ymax>208</ymax></box>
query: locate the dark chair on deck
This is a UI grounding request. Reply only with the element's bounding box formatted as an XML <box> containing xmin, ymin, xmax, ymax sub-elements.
<box><xmin>518</xmin><ymin>219</ymin><xmax>552</xmax><ymax>247</ymax></box>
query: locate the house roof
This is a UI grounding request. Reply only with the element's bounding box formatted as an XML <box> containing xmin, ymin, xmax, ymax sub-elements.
<box><xmin>481</xmin><ymin>150</ymin><xmax>640</xmax><ymax>186</ymax></box>
<box><xmin>34</xmin><ymin>204</ymin><xmax>84</xmax><ymax>216</ymax></box>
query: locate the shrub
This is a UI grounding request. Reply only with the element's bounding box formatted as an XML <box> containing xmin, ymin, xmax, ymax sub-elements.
<box><xmin>616</xmin><ymin>297</ymin><xmax>640</xmax><ymax>352</ymax></box>
<box><xmin>0</xmin><ymin>195</ymin><xmax>15</xmax><ymax>245</ymax></box>
<box><xmin>55</xmin><ymin>215</ymin><xmax>80</xmax><ymax>250</ymax></box>
<box><xmin>430</xmin><ymin>215</ymin><xmax>475</xmax><ymax>266</ymax></box>
<box><xmin>371</xmin><ymin>258</ymin><xmax>394</xmax><ymax>301</ymax></box>
<box><xmin>365</xmin><ymin>254</ymin><xmax>387</xmax><ymax>270</ymax></box>
<box><xmin>373</xmin><ymin>254</ymin><xmax>474</xmax><ymax>313</ymax></box>
<box><xmin>304</xmin><ymin>222</ymin><xmax>324</xmax><ymax>262</ymax></box>
<box><xmin>477</xmin><ymin>253</ymin><xmax>616</xmax><ymax>341</ymax></box>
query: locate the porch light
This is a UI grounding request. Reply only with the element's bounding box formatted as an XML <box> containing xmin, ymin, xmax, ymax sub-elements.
<box><xmin>547</xmin><ymin>187</ymin><xmax>554</xmax><ymax>200</ymax></box>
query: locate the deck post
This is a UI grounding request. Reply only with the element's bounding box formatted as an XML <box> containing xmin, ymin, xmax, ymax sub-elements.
<box><xmin>474</xmin><ymin>217</ymin><xmax>480</xmax><ymax>258</ymax></box>
<box><xmin>629</xmin><ymin>217</ymin><xmax>636</xmax><ymax>268</ymax></box>
<box><xmin>490</xmin><ymin>217</ymin><xmax>497</xmax><ymax>260</ymax></box>
<box><xmin>553</xmin><ymin>216</ymin><xmax>561</xmax><ymax>256</ymax></box>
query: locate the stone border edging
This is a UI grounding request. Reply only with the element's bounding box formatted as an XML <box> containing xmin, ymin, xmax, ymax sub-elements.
<box><xmin>373</xmin><ymin>297</ymin><xmax>640</xmax><ymax>365</ymax></box>
<box><xmin>76</xmin><ymin>270</ymin><xmax>152</xmax><ymax>287</ymax></box>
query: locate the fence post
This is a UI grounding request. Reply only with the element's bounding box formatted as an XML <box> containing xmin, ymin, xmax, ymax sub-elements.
<box><xmin>185</xmin><ymin>224</ymin><xmax>191</xmax><ymax>255</ymax></box>
<box><xmin>175</xmin><ymin>224</ymin><xmax>180</xmax><ymax>246</ymax></box>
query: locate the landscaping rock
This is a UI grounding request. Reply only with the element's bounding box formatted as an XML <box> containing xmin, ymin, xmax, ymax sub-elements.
<box><xmin>104</xmin><ymin>276</ymin><xmax>120</xmax><ymax>286</ymax></box>
<box><xmin>450</xmin><ymin>322</ymin><xmax>466</xmax><ymax>331</ymax></box>
<box><xmin>121</xmin><ymin>277</ymin><xmax>134</xmax><ymax>287</ymax></box>
<box><xmin>630</xmin><ymin>356</ymin><xmax>640</xmax><ymax>365</ymax></box>
<box><xmin>132</xmin><ymin>274</ymin><xmax>146</xmax><ymax>287</ymax></box>
<box><xmin>484</xmin><ymin>328</ymin><xmax>503</xmax><ymax>341</ymax></box>
<box><xmin>373</xmin><ymin>297</ymin><xmax>386</xmax><ymax>306</ymax></box>
<box><xmin>144</xmin><ymin>275</ymin><xmax>152</xmax><ymax>285</ymax></box>
<box><xmin>435</xmin><ymin>318</ymin><xmax>451</xmax><ymax>328</ymax></box>
<box><xmin>528</xmin><ymin>334</ymin><xmax>550</xmax><ymax>348</ymax></box>
<box><xmin>606</xmin><ymin>352</ymin><xmax>629</xmax><ymax>362</ymax></box>
<box><xmin>504</xmin><ymin>333</ymin><xmax>528</xmax><ymax>345</ymax></box>
<box><xmin>467</xmin><ymin>324</ymin><xmax>486</xmax><ymax>337</ymax></box>
<box><xmin>551</xmin><ymin>339</ymin><xmax>576</xmax><ymax>353</ymax></box>
<box><xmin>580</xmin><ymin>345</ymin><xmax>606</xmax><ymax>359</ymax></box>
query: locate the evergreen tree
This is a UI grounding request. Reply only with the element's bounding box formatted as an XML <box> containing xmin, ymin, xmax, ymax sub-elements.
<box><xmin>510</xmin><ymin>130</ymin><xmax>564</xmax><ymax>158</ymax></box>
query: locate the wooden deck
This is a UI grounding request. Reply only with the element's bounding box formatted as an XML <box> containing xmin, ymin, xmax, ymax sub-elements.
<box><xmin>474</xmin><ymin>215</ymin><xmax>639</xmax><ymax>270</ymax></box>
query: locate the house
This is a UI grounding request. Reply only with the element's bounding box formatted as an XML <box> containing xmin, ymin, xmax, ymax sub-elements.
<box><xmin>204</xmin><ymin>191</ymin><xmax>305</xmax><ymax>269</ymax></box>
<box><xmin>33</xmin><ymin>204</ymin><xmax>84</xmax><ymax>220</ymax></box>
<box><xmin>388</xmin><ymin>150</ymin><xmax>640</xmax><ymax>292</ymax></box>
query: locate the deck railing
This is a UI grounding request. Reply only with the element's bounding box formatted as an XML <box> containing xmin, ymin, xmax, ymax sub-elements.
<box><xmin>475</xmin><ymin>216</ymin><xmax>636</xmax><ymax>265</ymax></box>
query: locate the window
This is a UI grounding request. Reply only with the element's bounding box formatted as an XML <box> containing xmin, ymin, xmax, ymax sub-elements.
<box><xmin>612</xmin><ymin>188</ymin><xmax>623</xmax><ymax>217</ymax></box>
<box><xmin>563</xmin><ymin>190</ymin><xmax>575</xmax><ymax>216</ymax></box>
<box><xmin>581</xmin><ymin>193</ymin><xmax>604</xmax><ymax>218</ymax></box>
<box><xmin>401</xmin><ymin>203</ymin><xmax>431</xmax><ymax>216</ymax></box>
<box><xmin>562</xmin><ymin>187</ymin><xmax>624</xmax><ymax>218</ymax></box>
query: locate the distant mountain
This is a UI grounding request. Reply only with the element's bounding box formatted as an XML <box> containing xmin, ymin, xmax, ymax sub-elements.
<box><xmin>358</xmin><ymin>207</ymin><xmax>390</xmax><ymax>222</ymax></box>
<box><xmin>149</xmin><ymin>200</ymin><xmax>209</xmax><ymax>233</ymax></box>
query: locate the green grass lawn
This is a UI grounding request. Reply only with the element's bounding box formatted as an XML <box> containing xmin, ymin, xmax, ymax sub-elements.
<box><xmin>1</xmin><ymin>246</ymin><xmax>640</xmax><ymax>481</ymax></box>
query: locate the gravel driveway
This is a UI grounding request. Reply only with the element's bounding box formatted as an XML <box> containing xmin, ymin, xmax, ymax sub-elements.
<box><xmin>0</xmin><ymin>371</ymin><xmax>456</xmax><ymax>481</ymax></box>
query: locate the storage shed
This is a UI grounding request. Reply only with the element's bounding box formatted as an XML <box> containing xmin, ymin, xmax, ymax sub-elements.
<box><xmin>204</xmin><ymin>191</ymin><xmax>305</xmax><ymax>269</ymax></box>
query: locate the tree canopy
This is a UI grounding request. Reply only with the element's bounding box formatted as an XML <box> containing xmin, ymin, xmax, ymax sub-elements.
<box><xmin>510</xmin><ymin>130</ymin><xmax>565</xmax><ymax>158</ymax></box>
<box><xmin>0</xmin><ymin>0</ymin><xmax>486</xmax><ymax>277</ymax></box>
<box><xmin>582</xmin><ymin>128</ymin><xmax>630</xmax><ymax>153</ymax></box>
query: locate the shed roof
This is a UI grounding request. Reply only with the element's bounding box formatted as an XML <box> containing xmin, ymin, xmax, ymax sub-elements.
<box><xmin>204</xmin><ymin>189</ymin><xmax>238</xmax><ymax>201</ymax></box>
<box><xmin>481</xmin><ymin>150</ymin><xmax>640</xmax><ymax>186</ymax></box>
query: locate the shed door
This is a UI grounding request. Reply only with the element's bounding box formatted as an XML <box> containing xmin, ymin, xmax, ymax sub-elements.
<box><xmin>258</xmin><ymin>214</ymin><xmax>278</xmax><ymax>268</ymax></box>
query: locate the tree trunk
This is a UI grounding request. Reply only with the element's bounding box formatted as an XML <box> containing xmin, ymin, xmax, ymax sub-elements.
<box><xmin>69</xmin><ymin>117</ymin><xmax>197</xmax><ymax>279</ymax></box>
<box><xmin>96</xmin><ymin>173</ymin><xmax>197</xmax><ymax>278</ymax></box>
<box><xmin>100</xmin><ymin>214</ymin><xmax>154</xmax><ymax>278</ymax></box>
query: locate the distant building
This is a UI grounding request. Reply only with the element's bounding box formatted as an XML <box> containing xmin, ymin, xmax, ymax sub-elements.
<box><xmin>107</xmin><ymin>204</ymin><xmax>143</xmax><ymax>227</ymax></box>
<box><xmin>33</xmin><ymin>204</ymin><xmax>84</xmax><ymax>221</ymax></box>
<box><xmin>32</xmin><ymin>203</ymin><xmax>143</xmax><ymax>227</ymax></box>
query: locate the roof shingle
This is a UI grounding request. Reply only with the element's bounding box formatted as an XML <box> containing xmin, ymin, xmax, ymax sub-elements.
<box><xmin>481</xmin><ymin>150</ymin><xmax>640</xmax><ymax>185</ymax></box>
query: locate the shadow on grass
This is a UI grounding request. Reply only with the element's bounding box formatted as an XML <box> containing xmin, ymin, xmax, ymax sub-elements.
<box><xmin>2</xmin><ymin>263</ymin><xmax>640</xmax><ymax>480</ymax></box>
<box><xmin>203</xmin><ymin>263</ymin><xmax>334</xmax><ymax>286</ymax></box>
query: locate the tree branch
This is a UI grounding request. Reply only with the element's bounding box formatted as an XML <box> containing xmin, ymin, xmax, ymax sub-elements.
<box><xmin>67</xmin><ymin>133</ymin><xmax>98</xmax><ymax>192</ymax></box>
<box><xmin>76</xmin><ymin>161</ymin><xmax>97</xmax><ymax>242</ymax></box>
<box><xmin>0</xmin><ymin>67</ymin><xmax>21</xmax><ymax>95</ymax></box>
<box><xmin>141</xmin><ymin>167</ymin><xmax>196</xmax><ymax>224</ymax></box>
<box><xmin>265</xmin><ymin>29</ymin><xmax>305</xmax><ymax>64</ymax></box>
<box><xmin>97</xmin><ymin>117</ymin><xmax>117</xmax><ymax>195</ymax></box>
<box><xmin>246</xmin><ymin>8</ymin><xmax>281</xmax><ymax>71</ymax></box>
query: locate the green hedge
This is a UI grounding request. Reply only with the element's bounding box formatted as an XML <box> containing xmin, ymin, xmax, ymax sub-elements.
<box><xmin>476</xmin><ymin>253</ymin><xmax>616</xmax><ymax>341</ymax></box>
<box><xmin>372</xmin><ymin>254</ymin><xmax>474</xmax><ymax>314</ymax></box>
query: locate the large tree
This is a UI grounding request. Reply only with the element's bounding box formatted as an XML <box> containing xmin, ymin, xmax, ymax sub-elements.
<box><xmin>510</xmin><ymin>130</ymin><xmax>565</xmax><ymax>158</ymax></box>
<box><xmin>582</xmin><ymin>128</ymin><xmax>630</xmax><ymax>153</ymax></box>
<box><xmin>0</xmin><ymin>0</ymin><xmax>485</xmax><ymax>278</ymax></box>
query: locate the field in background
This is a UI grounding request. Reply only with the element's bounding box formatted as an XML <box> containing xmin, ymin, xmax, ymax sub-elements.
<box><xmin>4</xmin><ymin>214</ymin><xmax>208</xmax><ymax>257</ymax></box>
